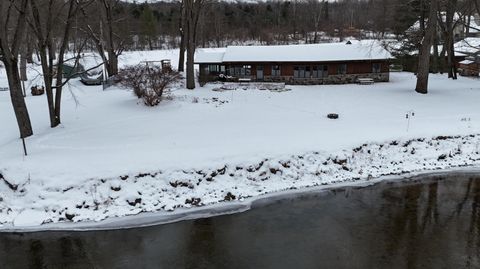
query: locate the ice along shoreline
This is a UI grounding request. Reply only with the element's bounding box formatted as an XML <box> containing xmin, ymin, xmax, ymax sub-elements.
<box><xmin>1</xmin><ymin>167</ymin><xmax>480</xmax><ymax>233</ymax></box>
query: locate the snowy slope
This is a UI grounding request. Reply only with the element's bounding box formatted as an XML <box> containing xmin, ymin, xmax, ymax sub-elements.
<box><xmin>1</xmin><ymin>48</ymin><xmax>480</xmax><ymax>228</ymax></box>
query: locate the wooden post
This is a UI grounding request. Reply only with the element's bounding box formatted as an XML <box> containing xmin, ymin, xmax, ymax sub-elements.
<box><xmin>22</xmin><ymin>138</ymin><xmax>28</xmax><ymax>156</ymax></box>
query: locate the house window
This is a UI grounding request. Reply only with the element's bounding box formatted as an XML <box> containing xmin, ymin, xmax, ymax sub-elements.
<box><xmin>208</xmin><ymin>65</ymin><xmax>220</xmax><ymax>73</ymax></box>
<box><xmin>312</xmin><ymin>65</ymin><xmax>328</xmax><ymax>78</ymax></box>
<box><xmin>293</xmin><ymin>66</ymin><xmax>298</xmax><ymax>77</ymax></box>
<box><xmin>337</xmin><ymin>64</ymin><xmax>347</xmax><ymax>75</ymax></box>
<box><xmin>229</xmin><ymin>65</ymin><xmax>251</xmax><ymax>77</ymax></box>
<box><xmin>243</xmin><ymin>65</ymin><xmax>252</xmax><ymax>76</ymax></box>
<box><xmin>272</xmin><ymin>65</ymin><xmax>281</xmax><ymax>76</ymax></box>
<box><xmin>372</xmin><ymin>63</ymin><xmax>381</xmax><ymax>73</ymax></box>
<box><xmin>294</xmin><ymin>66</ymin><xmax>308</xmax><ymax>78</ymax></box>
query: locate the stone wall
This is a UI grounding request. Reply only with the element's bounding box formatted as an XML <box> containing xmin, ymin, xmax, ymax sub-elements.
<box><xmin>262</xmin><ymin>72</ymin><xmax>390</xmax><ymax>85</ymax></box>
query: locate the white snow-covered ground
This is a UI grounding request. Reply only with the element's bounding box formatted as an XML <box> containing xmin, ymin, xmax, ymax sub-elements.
<box><xmin>1</xmin><ymin>49</ymin><xmax>480</xmax><ymax>228</ymax></box>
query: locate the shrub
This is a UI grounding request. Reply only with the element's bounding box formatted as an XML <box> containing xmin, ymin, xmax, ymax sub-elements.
<box><xmin>118</xmin><ymin>64</ymin><xmax>182</xmax><ymax>106</ymax></box>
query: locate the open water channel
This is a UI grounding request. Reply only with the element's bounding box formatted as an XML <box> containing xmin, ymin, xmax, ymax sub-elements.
<box><xmin>1</xmin><ymin>172</ymin><xmax>479</xmax><ymax>268</ymax></box>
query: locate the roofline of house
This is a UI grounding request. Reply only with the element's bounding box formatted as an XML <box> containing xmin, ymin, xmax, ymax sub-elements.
<box><xmin>194</xmin><ymin>58</ymin><xmax>394</xmax><ymax>64</ymax></box>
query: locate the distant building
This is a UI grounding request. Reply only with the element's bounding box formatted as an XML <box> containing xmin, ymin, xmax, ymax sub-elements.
<box><xmin>195</xmin><ymin>41</ymin><xmax>393</xmax><ymax>86</ymax></box>
<box><xmin>458</xmin><ymin>59</ymin><xmax>479</xmax><ymax>77</ymax></box>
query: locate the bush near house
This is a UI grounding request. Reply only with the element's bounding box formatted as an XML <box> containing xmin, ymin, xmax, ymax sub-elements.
<box><xmin>118</xmin><ymin>64</ymin><xmax>181</xmax><ymax>106</ymax></box>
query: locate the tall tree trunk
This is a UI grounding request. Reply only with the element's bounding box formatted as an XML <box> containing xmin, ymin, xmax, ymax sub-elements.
<box><xmin>26</xmin><ymin>34</ymin><xmax>34</xmax><ymax>64</ymax></box>
<box><xmin>439</xmin><ymin>46</ymin><xmax>446</xmax><ymax>74</ymax></box>
<box><xmin>5</xmin><ymin>60</ymin><xmax>33</xmax><ymax>138</ymax></box>
<box><xmin>0</xmin><ymin>0</ymin><xmax>33</xmax><ymax>139</ymax></box>
<box><xmin>53</xmin><ymin>0</ymin><xmax>77</xmax><ymax>127</ymax></box>
<box><xmin>445</xmin><ymin>0</ymin><xmax>457</xmax><ymax>79</ymax></box>
<box><xmin>51</xmin><ymin>39</ymin><xmax>57</xmax><ymax>60</ymax></box>
<box><xmin>431</xmin><ymin>32</ymin><xmax>439</xmax><ymax>74</ymax></box>
<box><xmin>104</xmin><ymin>0</ymin><xmax>119</xmax><ymax>76</ymax></box>
<box><xmin>38</xmin><ymin>45</ymin><xmax>56</xmax><ymax>127</ymax></box>
<box><xmin>415</xmin><ymin>0</ymin><xmax>438</xmax><ymax>94</ymax></box>
<box><xmin>466</xmin><ymin>14</ymin><xmax>471</xmax><ymax>37</ymax></box>
<box><xmin>107</xmin><ymin>49</ymin><xmax>118</xmax><ymax>77</ymax></box>
<box><xmin>186</xmin><ymin>25</ymin><xmax>195</xmax><ymax>89</ymax></box>
<box><xmin>20</xmin><ymin>51</ymin><xmax>28</xmax><ymax>82</ymax></box>
<box><xmin>178</xmin><ymin>0</ymin><xmax>186</xmax><ymax>72</ymax></box>
<box><xmin>185</xmin><ymin>0</ymin><xmax>203</xmax><ymax>89</ymax></box>
<box><xmin>448</xmin><ymin>40</ymin><xmax>458</xmax><ymax>79</ymax></box>
<box><xmin>20</xmin><ymin>49</ymin><xmax>27</xmax><ymax>97</ymax></box>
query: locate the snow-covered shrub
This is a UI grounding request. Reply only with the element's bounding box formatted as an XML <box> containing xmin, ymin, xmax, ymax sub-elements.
<box><xmin>118</xmin><ymin>64</ymin><xmax>182</xmax><ymax>106</ymax></box>
<box><xmin>118</xmin><ymin>65</ymin><xmax>145</xmax><ymax>98</ymax></box>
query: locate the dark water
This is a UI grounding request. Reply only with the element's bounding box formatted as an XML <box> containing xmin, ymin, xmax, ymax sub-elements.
<box><xmin>1</xmin><ymin>173</ymin><xmax>480</xmax><ymax>269</ymax></box>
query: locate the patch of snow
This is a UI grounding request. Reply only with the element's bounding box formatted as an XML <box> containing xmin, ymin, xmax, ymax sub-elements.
<box><xmin>13</xmin><ymin>210</ymin><xmax>49</xmax><ymax>227</ymax></box>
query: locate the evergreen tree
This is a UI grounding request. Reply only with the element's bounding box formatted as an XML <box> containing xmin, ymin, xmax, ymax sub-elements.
<box><xmin>141</xmin><ymin>4</ymin><xmax>157</xmax><ymax>50</ymax></box>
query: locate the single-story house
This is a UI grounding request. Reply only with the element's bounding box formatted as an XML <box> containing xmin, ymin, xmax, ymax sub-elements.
<box><xmin>195</xmin><ymin>40</ymin><xmax>393</xmax><ymax>85</ymax></box>
<box><xmin>458</xmin><ymin>59</ymin><xmax>479</xmax><ymax>76</ymax></box>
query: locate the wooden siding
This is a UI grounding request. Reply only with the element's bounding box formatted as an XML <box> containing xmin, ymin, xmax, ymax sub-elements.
<box><xmin>221</xmin><ymin>60</ymin><xmax>390</xmax><ymax>76</ymax></box>
<box><xmin>263</xmin><ymin>65</ymin><xmax>272</xmax><ymax>76</ymax></box>
<box><xmin>458</xmin><ymin>62</ymin><xmax>479</xmax><ymax>77</ymax></box>
<box><xmin>199</xmin><ymin>60</ymin><xmax>391</xmax><ymax>85</ymax></box>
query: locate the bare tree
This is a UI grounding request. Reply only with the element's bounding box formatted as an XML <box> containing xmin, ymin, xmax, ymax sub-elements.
<box><xmin>184</xmin><ymin>0</ymin><xmax>204</xmax><ymax>89</ymax></box>
<box><xmin>416</xmin><ymin>0</ymin><xmax>439</xmax><ymax>94</ymax></box>
<box><xmin>438</xmin><ymin>0</ymin><xmax>458</xmax><ymax>79</ymax></box>
<box><xmin>178</xmin><ymin>0</ymin><xmax>186</xmax><ymax>72</ymax></box>
<box><xmin>0</xmin><ymin>0</ymin><xmax>33</xmax><ymax>139</ymax></box>
<box><xmin>80</xmin><ymin>0</ymin><xmax>125</xmax><ymax>77</ymax></box>
<box><xmin>29</xmin><ymin>0</ymin><xmax>80</xmax><ymax>127</ymax></box>
<box><xmin>99</xmin><ymin>0</ymin><xmax>122</xmax><ymax>76</ymax></box>
<box><xmin>306</xmin><ymin>0</ymin><xmax>323</xmax><ymax>43</ymax></box>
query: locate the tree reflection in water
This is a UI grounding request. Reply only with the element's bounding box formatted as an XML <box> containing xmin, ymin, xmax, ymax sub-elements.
<box><xmin>466</xmin><ymin>177</ymin><xmax>480</xmax><ymax>267</ymax></box>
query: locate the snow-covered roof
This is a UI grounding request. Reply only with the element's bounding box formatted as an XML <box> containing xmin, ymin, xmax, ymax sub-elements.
<box><xmin>195</xmin><ymin>48</ymin><xmax>227</xmax><ymax>63</ymax></box>
<box><xmin>455</xmin><ymin>37</ymin><xmax>480</xmax><ymax>54</ymax></box>
<box><xmin>195</xmin><ymin>40</ymin><xmax>392</xmax><ymax>64</ymax></box>
<box><xmin>459</xmin><ymin>59</ymin><xmax>475</xmax><ymax>65</ymax></box>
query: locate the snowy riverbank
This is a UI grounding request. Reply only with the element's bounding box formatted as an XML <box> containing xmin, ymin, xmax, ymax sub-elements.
<box><xmin>0</xmin><ymin>134</ymin><xmax>479</xmax><ymax>228</ymax></box>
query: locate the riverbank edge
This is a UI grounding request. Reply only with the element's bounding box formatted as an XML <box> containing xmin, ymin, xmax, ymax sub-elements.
<box><xmin>2</xmin><ymin>134</ymin><xmax>480</xmax><ymax>231</ymax></box>
<box><xmin>1</xmin><ymin>166</ymin><xmax>480</xmax><ymax>233</ymax></box>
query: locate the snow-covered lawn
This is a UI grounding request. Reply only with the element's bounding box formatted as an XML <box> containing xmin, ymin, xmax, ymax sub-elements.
<box><xmin>1</xmin><ymin>52</ymin><xmax>480</xmax><ymax>228</ymax></box>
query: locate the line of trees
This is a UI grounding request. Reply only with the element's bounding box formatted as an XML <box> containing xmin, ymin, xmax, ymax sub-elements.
<box><xmin>7</xmin><ymin>0</ymin><xmax>422</xmax><ymax>53</ymax></box>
